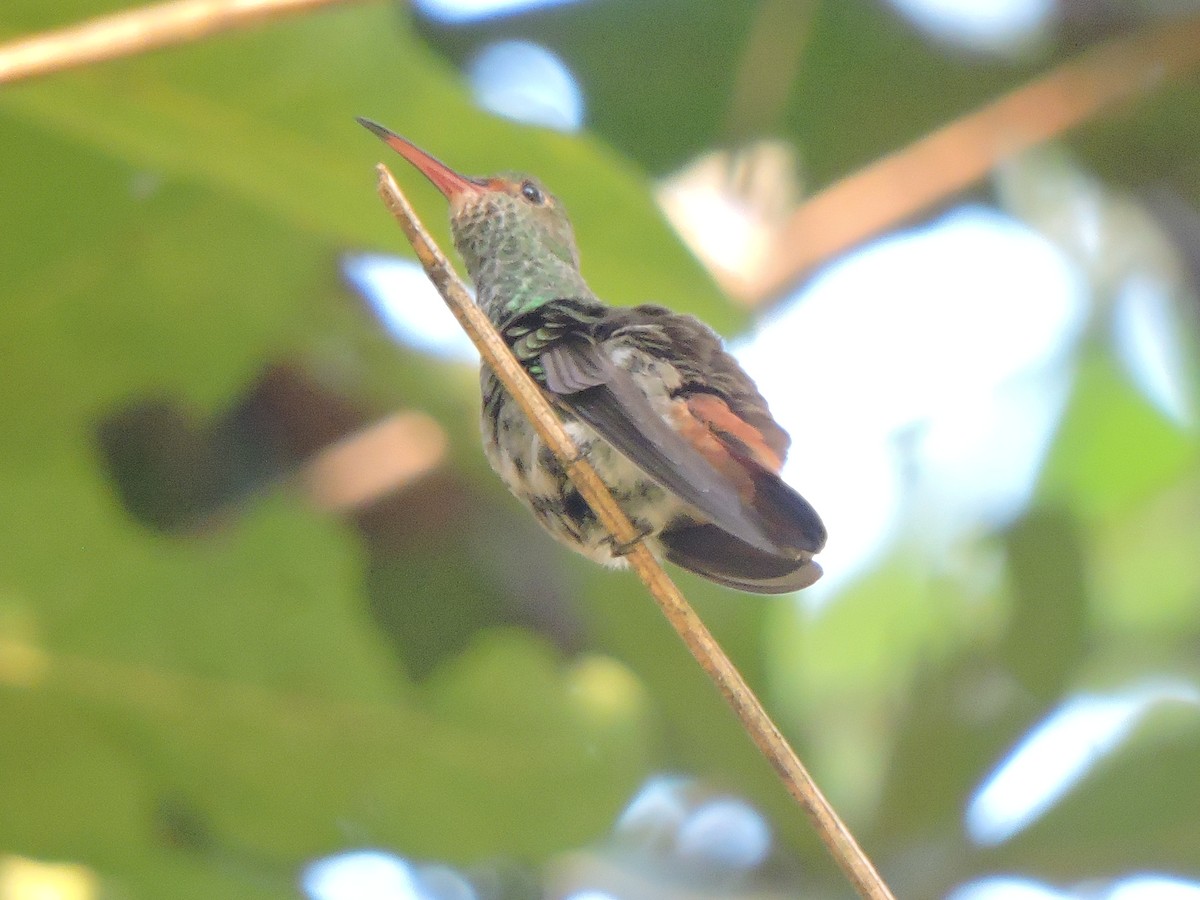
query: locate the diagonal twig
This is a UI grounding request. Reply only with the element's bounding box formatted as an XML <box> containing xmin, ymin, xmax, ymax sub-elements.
<box><xmin>0</xmin><ymin>0</ymin><xmax>363</xmax><ymax>85</ymax></box>
<box><xmin>737</xmin><ymin>13</ymin><xmax>1200</xmax><ymax>305</ymax></box>
<box><xmin>371</xmin><ymin>161</ymin><xmax>897</xmax><ymax>900</ymax></box>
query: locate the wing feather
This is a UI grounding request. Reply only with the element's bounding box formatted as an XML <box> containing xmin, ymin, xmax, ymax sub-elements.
<box><xmin>541</xmin><ymin>341</ymin><xmax>783</xmax><ymax>557</ymax></box>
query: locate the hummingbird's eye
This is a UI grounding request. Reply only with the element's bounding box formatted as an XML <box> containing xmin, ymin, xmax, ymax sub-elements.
<box><xmin>520</xmin><ymin>181</ymin><xmax>544</xmax><ymax>205</ymax></box>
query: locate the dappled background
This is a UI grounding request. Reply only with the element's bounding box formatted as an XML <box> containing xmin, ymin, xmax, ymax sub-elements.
<box><xmin>2</xmin><ymin>0</ymin><xmax>1200</xmax><ymax>897</ymax></box>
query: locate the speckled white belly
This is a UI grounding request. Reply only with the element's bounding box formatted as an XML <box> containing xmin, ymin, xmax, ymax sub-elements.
<box><xmin>480</xmin><ymin>361</ymin><xmax>691</xmax><ymax>565</ymax></box>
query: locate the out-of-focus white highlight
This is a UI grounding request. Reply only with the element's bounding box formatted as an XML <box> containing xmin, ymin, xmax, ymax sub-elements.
<box><xmin>615</xmin><ymin>774</ymin><xmax>690</xmax><ymax>838</ymax></box>
<box><xmin>948</xmin><ymin>878</ymin><xmax>1072</xmax><ymax>900</ymax></box>
<box><xmin>468</xmin><ymin>41</ymin><xmax>584</xmax><ymax>133</ymax></box>
<box><xmin>1108</xmin><ymin>875</ymin><xmax>1200</xmax><ymax>900</ymax></box>
<box><xmin>303</xmin><ymin>851</ymin><xmax>476</xmax><ymax>900</ymax></box>
<box><xmin>343</xmin><ymin>253</ymin><xmax>479</xmax><ymax>363</ymax></box>
<box><xmin>949</xmin><ymin>874</ymin><xmax>1200</xmax><ymax>900</ymax></box>
<box><xmin>885</xmin><ymin>0</ymin><xmax>1055</xmax><ymax>54</ymax></box>
<box><xmin>966</xmin><ymin>681</ymin><xmax>1200</xmax><ymax>846</ymax></box>
<box><xmin>414</xmin><ymin>0</ymin><xmax>586</xmax><ymax>25</ymax></box>
<box><xmin>303</xmin><ymin>851</ymin><xmax>420</xmax><ymax>900</ymax></box>
<box><xmin>1112</xmin><ymin>273</ymin><xmax>1197</xmax><ymax>427</ymax></box>
<box><xmin>676</xmin><ymin>798</ymin><xmax>772</xmax><ymax>870</ymax></box>
<box><xmin>912</xmin><ymin>363</ymin><xmax>1073</xmax><ymax>538</ymax></box>
<box><xmin>615</xmin><ymin>776</ymin><xmax>772</xmax><ymax>871</ymax></box>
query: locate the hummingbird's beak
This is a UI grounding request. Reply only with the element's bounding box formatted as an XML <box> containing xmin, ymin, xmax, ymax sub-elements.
<box><xmin>357</xmin><ymin>117</ymin><xmax>486</xmax><ymax>200</ymax></box>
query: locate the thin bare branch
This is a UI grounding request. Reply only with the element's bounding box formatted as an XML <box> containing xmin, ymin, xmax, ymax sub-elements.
<box><xmin>372</xmin><ymin>162</ymin><xmax>897</xmax><ymax>900</ymax></box>
<box><xmin>739</xmin><ymin>14</ymin><xmax>1200</xmax><ymax>305</ymax></box>
<box><xmin>0</xmin><ymin>0</ymin><xmax>363</xmax><ymax>85</ymax></box>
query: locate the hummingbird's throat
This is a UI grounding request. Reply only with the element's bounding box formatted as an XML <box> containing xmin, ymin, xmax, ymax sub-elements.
<box><xmin>450</xmin><ymin>194</ymin><xmax>590</xmax><ymax>321</ymax></box>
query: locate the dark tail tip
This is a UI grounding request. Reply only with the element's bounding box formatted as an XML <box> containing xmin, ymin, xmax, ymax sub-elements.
<box><xmin>660</xmin><ymin>523</ymin><xmax>824</xmax><ymax>594</ymax></box>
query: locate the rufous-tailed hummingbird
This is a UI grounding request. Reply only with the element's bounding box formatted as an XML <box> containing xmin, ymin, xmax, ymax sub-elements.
<box><xmin>359</xmin><ymin>118</ymin><xmax>826</xmax><ymax>593</ymax></box>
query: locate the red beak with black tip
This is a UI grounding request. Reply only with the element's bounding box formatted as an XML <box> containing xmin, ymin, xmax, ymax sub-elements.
<box><xmin>357</xmin><ymin>117</ymin><xmax>487</xmax><ymax>200</ymax></box>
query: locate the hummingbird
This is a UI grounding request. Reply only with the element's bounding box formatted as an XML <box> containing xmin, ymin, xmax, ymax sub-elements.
<box><xmin>358</xmin><ymin>118</ymin><xmax>826</xmax><ymax>593</ymax></box>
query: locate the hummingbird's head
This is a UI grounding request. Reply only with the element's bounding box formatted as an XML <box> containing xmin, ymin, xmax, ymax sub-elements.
<box><xmin>450</xmin><ymin>172</ymin><xmax>581</xmax><ymax>278</ymax></box>
<box><xmin>358</xmin><ymin>119</ymin><xmax>583</xmax><ymax>302</ymax></box>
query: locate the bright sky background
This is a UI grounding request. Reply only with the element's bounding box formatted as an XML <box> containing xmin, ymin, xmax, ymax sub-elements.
<box><xmin>732</xmin><ymin>205</ymin><xmax>1087</xmax><ymax>597</ymax></box>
